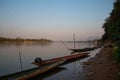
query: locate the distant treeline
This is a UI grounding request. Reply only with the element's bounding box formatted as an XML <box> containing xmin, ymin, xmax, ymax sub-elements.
<box><xmin>0</xmin><ymin>37</ymin><xmax>53</xmax><ymax>43</ymax></box>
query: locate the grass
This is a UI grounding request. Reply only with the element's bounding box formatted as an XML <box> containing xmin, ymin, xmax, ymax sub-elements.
<box><xmin>113</xmin><ymin>46</ymin><xmax>120</xmax><ymax>63</ymax></box>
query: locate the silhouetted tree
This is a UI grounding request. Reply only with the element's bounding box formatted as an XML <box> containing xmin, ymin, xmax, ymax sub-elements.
<box><xmin>102</xmin><ymin>0</ymin><xmax>120</xmax><ymax>41</ymax></box>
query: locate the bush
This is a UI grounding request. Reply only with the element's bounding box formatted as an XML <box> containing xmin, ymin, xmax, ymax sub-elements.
<box><xmin>113</xmin><ymin>47</ymin><xmax>120</xmax><ymax>63</ymax></box>
<box><xmin>115</xmin><ymin>40</ymin><xmax>120</xmax><ymax>47</ymax></box>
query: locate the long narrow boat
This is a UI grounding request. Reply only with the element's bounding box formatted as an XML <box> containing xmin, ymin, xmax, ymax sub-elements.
<box><xmin>69</xmin><ymin>34</ymin><xmax>97</xmax><ymax>53</ymax></box>
<box><xmin>69</xmin><ymin>47</ymin><xmax>97</xmax><ymax>52</ymax></box>
<box><xmin>32</xmin><ymin>52</ymin><xmax>89</xmax><ymax>66</ymax></box>
<box><xmin>0</xmin><ymin>60</ymin><xmax>65</xmax><ymax>80</ymax></box>
<box><xmin>29</xmin><ymin>67</ymin><xmax>66</xmax><ymax>80</ymax></box>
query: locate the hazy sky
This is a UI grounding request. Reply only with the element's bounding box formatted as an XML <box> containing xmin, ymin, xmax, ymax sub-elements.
<box><xmin>0</xmin><ymin>0</ymin><xmax>115</xmax><ymax>41</ymax></box>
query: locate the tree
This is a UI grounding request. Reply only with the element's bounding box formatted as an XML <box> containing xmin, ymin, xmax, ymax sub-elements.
<box><xmin>102</xmin><ymin>0</ymin><xmax>120</xmax><ymax>41</ymax></box>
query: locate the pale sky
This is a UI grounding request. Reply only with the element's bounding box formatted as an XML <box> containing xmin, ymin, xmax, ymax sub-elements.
<box><xmin>0</xmin><ymin>0</ymin><xmax>115</xmax><ymax>41</ymax></box>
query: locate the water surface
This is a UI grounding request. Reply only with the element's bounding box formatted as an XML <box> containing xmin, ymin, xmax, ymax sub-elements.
<box><xmin>0</xmin><ymin>42</ymin><xmax>100</xmax><ymax>80</ymax></box>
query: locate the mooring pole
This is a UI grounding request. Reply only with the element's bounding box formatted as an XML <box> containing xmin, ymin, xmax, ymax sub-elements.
<box><xmin>73</xmin><ymin>33</ymin><xmax>76</xmax><ymax>49</ymax></box>
<box><xmin>19</xmin><ymin>50</ymin><xmax>23</xmax><ymax>76</ymax></box>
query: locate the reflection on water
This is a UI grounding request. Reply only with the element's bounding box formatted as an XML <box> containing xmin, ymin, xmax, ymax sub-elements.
<box><xmin>0</xmin><ymin>41</ymin><xmax>53</xmax><ymax>47</ymax></box>
<box><xmin>29</xmin><ymin>67</ymin><xmax>67</xmax><ymax>80</ymax></box>
<box><xmin>0</xmin><ymin>42</ymin><xmax>101</xmax><ymax>80</ymax></box>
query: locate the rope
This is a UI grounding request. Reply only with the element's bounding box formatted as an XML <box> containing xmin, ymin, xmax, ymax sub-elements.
<box><xmin>61</xmin><ymin>41</ymin><xmax>70</xmax><ymax>50</ymax></box>
<box><xmin>19</xmin><ymin>50</ymin><xmax>24</xmax><ymax>76</ymax></box>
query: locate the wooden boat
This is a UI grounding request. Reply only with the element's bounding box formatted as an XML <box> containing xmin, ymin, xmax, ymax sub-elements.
<box><xmin>29</xmin><ymin>67</ymin><xmax>66</xmax><ymax>80</ymax></box>
<box><xmin>32</xmin><ymin>52</ymin><xmax>89</xmax><ymax>66</ymax></box>
<box><xmin>68</xmin><ymin>34</ymin><xmax>97</xmax><ymax>53</ymax></box>
<box><xmin>0</xmin><ymin>60</ymin><xmax>65</xmax><ymax>80</ymax></box>
<box><xmin>69</xmin><ymin>47</ymin><xmax>97</xmax><ymax>52</ymax></box>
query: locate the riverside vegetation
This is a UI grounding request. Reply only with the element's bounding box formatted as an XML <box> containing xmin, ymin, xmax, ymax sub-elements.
<box><xmin>102</xmin><ymin>0</ymin><xmax>120</xmax><ymax>63</ymax></box>
<box><xmin>84</xmin><ymin>1</ymin><xmax>120</xmax><ymax>80</ymax></box>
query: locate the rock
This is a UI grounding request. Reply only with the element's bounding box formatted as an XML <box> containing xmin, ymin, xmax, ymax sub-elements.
<box><xmin>83</xmin><ymin>61</ymin><xmax>93</xmax><ymax>65</ymax></box>
<box><xmin>88</xmin><ymin>72</ymin><xmax>94</xmax><ymax>76</ymax></box>
<box><xmin>82</xmin><ymin>65</ymin><xmax>85</xmax><ymax>68</ymax></box>
<box><xmin>98</xmin><ymin>62</ymin><xmax>102</xmax><ymax>64</ymax></box>
<box><xmin>118</xmin><ymin>72</ymin><xmax>120</xmax><ymax>75</ymax></box>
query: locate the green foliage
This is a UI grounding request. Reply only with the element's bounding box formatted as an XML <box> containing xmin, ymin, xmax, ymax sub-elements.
<box><xmin>102</xmin><ymin>0</ymin><xmax>120</xmax><ymax>42</ymax></box>
<box><xmin>114</xmin><ymin>40</ymin><xmax>120</xmax><ymax>46</ymax></box>
<box><xmin>113</xmin><ymin>47</ymin><xmax>120</xmax><ymax>63</ymax></box>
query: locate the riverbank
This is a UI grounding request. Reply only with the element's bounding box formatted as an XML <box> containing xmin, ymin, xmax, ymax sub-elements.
<box><xmin>83</xmin><ymin>48</ymin><xmax>120</xmax><ymax>80</ymax></box>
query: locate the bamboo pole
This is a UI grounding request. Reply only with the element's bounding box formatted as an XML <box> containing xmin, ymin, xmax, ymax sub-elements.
<box><xmin>73</xmin><ymin>33</ymin><xmax>76</xmax><ymax>49</ymax></box>
<box><xmin>19</xmin><ymin>50</ymin><xmax>24</xmax><ymax>76</ymax></box>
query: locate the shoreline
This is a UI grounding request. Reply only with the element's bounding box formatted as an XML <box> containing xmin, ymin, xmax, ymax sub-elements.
<box><xmin>83</xmin><ymin>48</ymin><xmax>120</xmax><ymax>80</ymax></box>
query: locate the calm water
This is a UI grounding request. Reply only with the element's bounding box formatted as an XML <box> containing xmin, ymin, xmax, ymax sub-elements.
<box><xmin>0</xmin><ymin>42</ymin><xmax>101</xmax><ymax>80</ymax></box>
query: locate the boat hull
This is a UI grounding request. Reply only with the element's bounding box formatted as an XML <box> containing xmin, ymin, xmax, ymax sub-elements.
<box><xmin>70</xmin><ymin>47</ymin><xmax>97</xmax><ymax>52</ymax></box>
<box><xmin>0</xmin><ymin>60</ymin><xmax>65</xmax><ymax>80</ymax></box>
<box><xmin>32</xmin><ymin>52</ymin><xmax>89</xmax><ymax>66</ymax></box>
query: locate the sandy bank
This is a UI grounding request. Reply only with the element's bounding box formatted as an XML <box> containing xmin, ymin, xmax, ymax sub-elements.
<box><xmin>84</xmin><ymin>48</ymin><xmax>120</xmax><ymax>80</ymax></box>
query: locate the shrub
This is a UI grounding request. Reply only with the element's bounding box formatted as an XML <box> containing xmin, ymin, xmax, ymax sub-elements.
<box><xmin>113</xmin><ymin>47</ymin><xmax>120</xmax><ymax>63</ymax></box>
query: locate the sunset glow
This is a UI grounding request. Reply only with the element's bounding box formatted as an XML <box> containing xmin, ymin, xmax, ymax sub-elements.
<box><xmin>0</xmin><ymin>0</ymin><xmax>114</xmax><ymax>40</ymax></box>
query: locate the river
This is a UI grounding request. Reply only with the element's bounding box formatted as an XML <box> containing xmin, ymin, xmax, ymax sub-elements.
<box><xmin>0</xmin><ymin>42</ymin><xmax>101</xmax><ymax>80</ymax></box>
